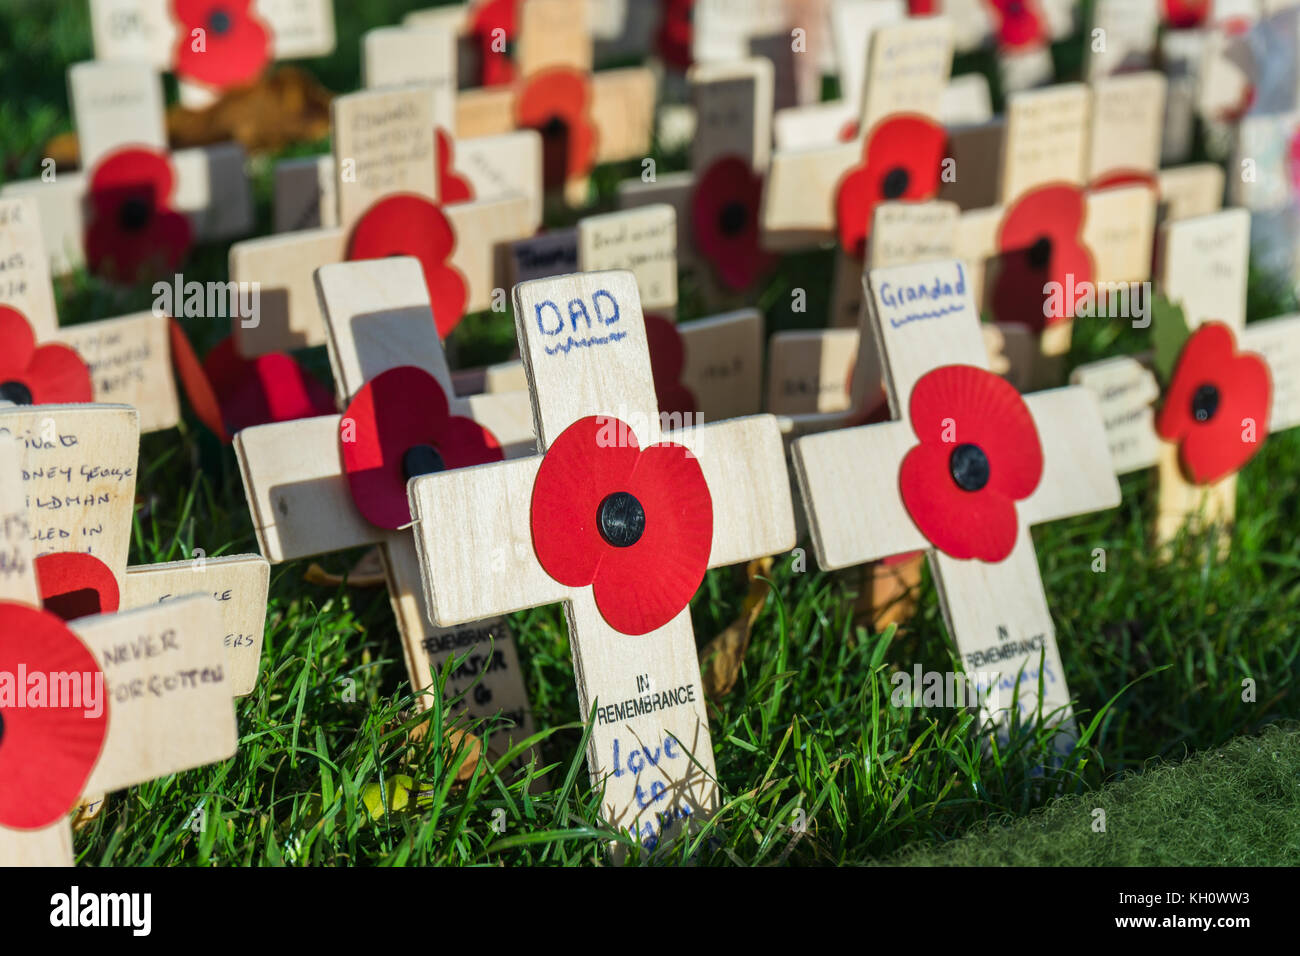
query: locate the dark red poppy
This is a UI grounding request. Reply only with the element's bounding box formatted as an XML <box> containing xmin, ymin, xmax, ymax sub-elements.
<box><xmin>530</xmin><ymin>415</ymin><xmax>713</xmax><ymax>635</ymax></box>
<box><xmin>835</xmin><ymin>114</ymin><xmax>947</xmax><ymax>258</ymax></box>
<box><xmin>35</xmin><ymin>552</ymin><xmax>121</xmax><ymax>622</ymax></box>
<box><xmin>1155</xmin><ymin>322</ymin><xmax>1271</xmax><ymax>485</ymax></box>
<box><xmin>899</xmin><ymin>365</ymin><xmax>1043</xmax><ymax>562</ymax></box>
<box><xmin>1161</xmin><ymin>0</ymin><xmax>1211</xmax><ymax>29</ymax></box>
<box><xmin>436</xmin><ymin>128</ymin><xmax>475</xmax><ymax>205</ymax></box>
<box><xmin>990</xmin><ymin>183</ymin><xmax>1093</xmax><ymax>334</ymax></box>
<box><xmin>84</xmin><ymin>147</ymin><xmax>193</xmax><ymax>284</ymax></box>
<box><xmin>987</xmin><ymin>0</ymin><xmax>1047</xmax><ymax>50</ymax></box>
<box><xmin>515</xmin><ymin>67</ymin><xmax>599</xmax><ymax>189</ymax></box>
<box><xmin>1289</xmin><ymin>128</ymin><xmax>1300</xmax><ymax>193</ymax></box>
<box><xmin>341</xmin><ymin>366</ymin><xmax>504</xmax><ymax>529</ymax></box>
<box><xmin>470</xmin><ymin>0</ymin><xmax>519</xmax><ymax>87</ymax></box>
<box><xmin>346</xmin><ymin>195</ymin><xmax>470</xmax><ymax>339</ymax></box>
<box><xmin>908</xmin><ymin>0</ymin><xmax>938</xmax><ymax>12</ymax></box>
<box><xmin>656</xmin><ymin>0</ymin><xmax>694</xmax><ymax>70</ymax></box>
<box><xmin>644</xmin><ymin>313</ymin><xmax>697</xmax><ymax>416</ymax></box>
<box><xmin>0</xmin><ymin>307</ymin><xmax>93</xmax><ymax>406</ymax></box>
<box><xmin>0</xmin><ymin>600</ymin><xmax>109</xmax><ymax>830</ymax></box>
<box><xmin>692</xmin><ymin>155</ymin><xmax>776</xmax><ymax>290</ymax></box>
<box><xmin>172</xmin><ymin>0</ymin><xmax>271</xmax><ymax>90</ymax></box>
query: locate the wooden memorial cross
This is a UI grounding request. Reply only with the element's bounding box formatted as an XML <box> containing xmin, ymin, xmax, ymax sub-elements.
<box><xmin>407</xmin><ymin>270</ymin><xmax>796</xmax><ymax>850</ymax></box>
<box><xmin>87</xmin><ymin>0</ymin><xmax>336</xmax><ymax>106</ymax></box>
<box><xmin>271</xmin><ymin>20</ymin><xmax>544</xmax><ymax>235</ymax></box>
<box><xmin>451</xmin><ymin>0</ymin><xmax>657</xmax><ymax>205</ymax></box>
<box><xmin>233</xmin><ymin>257</ymin><xmax>539</xmax><ymax>749</ymax></box>
<box><xmin>0</xmin><ymin>196</ymin><xmax>188</xmax><ymax>433</ymax></box>
<box><xmin>1071</xmin><ymin>208</ymin><xmax>1300</xmax><ymax>549</ymax></box>
<box><xmin>0</xmin><ymin>422</ymin><xmax>242</xmax><ymax>866</ymax></box>
<box><xmin>791</xmin><ymin>259</ymin><xmax>1121</xmax><ymax>732</ymax></box>
<box><xmin>0</xmin><ymin>403</ymin><xmax>269</xmax><ymax>697</ymax></box>
<box><xmin>0</xmin><ymin>60</ymin><xmax>252</xmax><ymax>279</ymax></box>
<box><xmin>617</xmin><ymin>56</ymin><xmax>776</xmax><ymax>304</ymax></box>
<box><xmin>230</xmin><ymin>84</ymin><xmax>540</xmax><ymax>358</ymax></box>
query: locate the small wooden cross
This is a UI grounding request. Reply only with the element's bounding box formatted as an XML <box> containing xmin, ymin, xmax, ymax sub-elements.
<box><xmin>0</xmin><ymin>402</ymin><xmax>269</xmax><ymax>696</ymax></box>
<box><xmin>0</xmin><ymin>196</ymin><xmax>188</xmax><ymax>433</ymax></box>
<box><xmin>0</xmin><ymin>60</ymin><xmax>252</xmax><ymax>277</ymax></box>
<box><xmin>407</xmin><ymin>270</ymin><xmax>796</xmax><ymax>851</ymax></box>
<box><xmin>233</xmin><ymin>257</ymin><xmax>540</xmax><ymax>750</ymax></box>
<box><xmin>0</xmin><ymin>421</ymin><xmax>241</xmax><ymax>866</ymax></box>
<box><xmin>791</xmin><ymin>258</ymin><xmax>1120</xmax><ymax>732</ymax></box>
<box><xmin>230</xmin><ymin>84</ymin><xmax>540</xmax><ymax>357</ymax></box>
<box><xmin>1072</xmin><ymin>208</ymin><xmax>1300</xmax><ymax>548</ymax></box>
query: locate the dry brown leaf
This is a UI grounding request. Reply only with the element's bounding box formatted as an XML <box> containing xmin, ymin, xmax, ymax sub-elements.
<box><xmin>396</xmin><ymin>713</ymin><xmax>482</xmax><ymax>783</ymax></box>
<box><xmin>853</xmin><ymin>555</ymin><xmax>925</xmax><ymax>633</ymax></box>
<box><xmin>303</xmin><ymin>546</ymin><xmax>387</xmax><ymax>588</ymax></box>
<box><xmin>700</xmin><ymin>556</ymin><xmax>773</xmax><ymax>699</ymax></box>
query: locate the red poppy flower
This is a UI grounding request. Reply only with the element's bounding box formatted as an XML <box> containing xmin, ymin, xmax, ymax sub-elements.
<box><xmin>987</xmin><ymin>0</ymin><xmax>1047</xmax><ymax>50</ymax></box>
<box><xmin>172</xmin><ymin>0</ymin><xmax>271</xmax><ymax>90</ymax></box>
<box><xmin>990</xmin><ymin>183</ymin><xmax>1093</xmax><ymax>334</ymax></box>
<box><xmin>515</xmin><ymin>67</ymin><xmax>599</xmax><ymax>189</ymax></box>
<box><xmin>0</xmin><ymin>601</ymin><xmax>110</xmax><ymax>830</ymax></box>
<box><xmin>644</xmin><ymin>313</ymin><xmax>697</xmax><ymax>416</ymax></box>
<box><xmin>346</xmin><ymin>195</ymin><xmax>469</xmax><ymax>339</ymax></box>
<box><xmin>85</xmin><ymin>147</ymin><xmax>193</xmax><ymax>284</ymax></box>
<box><xmin>1090</xmin><ymin>169</ymin><xmax>1159</xmax><ymax>193</ymax></box>
<box><xmin>530</xmin><ymin>415</ymin><xmax>713</xmax><ymax>635</ymax></box>
<box><xmin>899</xmin><ymin>365</ymin><xmax>1044</xmax><ymax>562</ymax></box>
<box><xmin>835</xmin><ymin>115</ymin><xmax>947</xmax><ymax>258</ymax></box>
<box><xmin>1289</xmin><ymin>128</ymin><xmax>1300</xmax><ymax>194</ymax></box>
<box><xmin>341</xmin><ymin>366</ymin><xmax>504</xmax><ymax>529</ymax></box>
<box><xmin>436</xmin><ymin>129</ymin><xmax>475</xmax><ymax>205</ymax></box>
<box><xmin>692</xmin><ymin>155</ymin><xmax>776</xmax><ymax>290</ymax></box>
<box><xmin>0</xmin><ymin>307</ymin><xmax>93</xmax><ymax>406</ymax></box>
<box><xmin>909</xmin><ymin>0</ymin><xmax>938</xmax><ymax>12</ymax></box>
<box><xmin>34</xmin><ymin>553</ymin><xmax>121</xmax><ymax>622</ymax></box>
<box><xmin>1155</xmin><ymin>322</ymin><xmax>1271</xmax><ymax>485</ymax></box>
<box><xmin>470</xmin><ymin>0</ymin><xmax>519</xmax><ymax>87</ymax></box>
<box><xmin>656</xmin><ymin>0</ymin><xmax>694</xmax><ymax>70</ymax></box>
<box><xmin>1161</xmin><ymin>0</ymin><xmax>1211</xmax><ymax>29</ymax></box>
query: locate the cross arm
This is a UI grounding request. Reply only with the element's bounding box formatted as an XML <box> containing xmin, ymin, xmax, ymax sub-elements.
<box><xmin>665</xmin><ymin>415</ymin><xmax>796</xmax><ymax>569</ymax></box>
<box><xmin>234</xmin><ymin>415</ymin><xmax>391</xmax><ymax>563</ymax></box>
<box><xmin>1069</xmin><ymin>354</ymin><xmax>1162</xmax><ymax>476</ymax></box>
<box><xmin>1019</xmin><ymin>386</ymin><xmax>1122</xmax><ymax>527</ymax></box>
<box><xmin>1239</xmin><ymin>313</ymin><xmax>1300</xmax><ymax>433</ymax></box>
<box><xmin>229</xmin><ymin>228</ymin><xmax>347</xmax><ymax>357</ymax></box>
<box><xmin>790</xmin><ymin>420</ymin><xmax>929</xmax><ymax>570</ymax></box>
<box><xmin>408</xmin><ymin>457</ymin><xmax>568</xmax><ymax>626</ymax></box>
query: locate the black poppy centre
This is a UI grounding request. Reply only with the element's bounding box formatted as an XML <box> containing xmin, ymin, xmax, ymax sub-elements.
<box><xmin>597</xmin><ymin>491</ymin><xmax>646</xmax><ymax>548</ymax></box>
<box><xmin>1026</xmin><ymin>236</ymin><xmax>1053</xmax><ymax>270</ymax></box>
<box><xmin>881</xmin><ymin>167</ymin><xmax>910</xmax><ymax>200</ymax></box>
<box><xmin>402</xmin><ymin>444</ymin><xmax>446</xmax><ymax>481</ymax></box>
<box><xmin>0</xmin><ymin>380</ymin><xmax>33</xmax><ymax>405</ymax></box>
<box><xmin>208</xmin><ymin>9</ymin><xmax>233</xmax><ymax>35</ymax></box>
<box><xmin>118</xmin><ymin>197</ymin><xmax>153</xmax><ymax>233</ymax></box>
<box><xmin>949</xmin><ymin>442</ymin><xmax>991</xmax><ymax>492</ymax></box>
<box><xmin>1191</xmin><ymin>383</ymin><xmax>1220</xmax><ymax>423</ymax></box>
<box><xmin>718</xmin><ymin>201</ymin><xmax>748</xmax><ymax>237</ymax></box>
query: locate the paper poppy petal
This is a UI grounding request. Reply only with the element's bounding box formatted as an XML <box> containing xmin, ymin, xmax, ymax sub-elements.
<box><xmin>436</xmin><ymin>128</ymin><xmax>475</xmax><ymax>205</ymax></box>
<box><xmin>900</xmin><ymin>442</ymin><xmax>1021</xmax><ymax>562</ymax></box>
<box><xmin>88</xmin><ymin>147</ymin><xmax>175</xmax><ymax>210</ymax></box>
<box><xmin>34</xmin><ymin>552</ymin><xmax>121</xmax><ymax>621</ymax></box>
<box><xmin>346</xmin><ymin>195</ymin><xmax>469</xmax><ymax>339</ymax></box>
<box><xmin>202</xmin><ymin>337</ymin><xmax>335</xmax><ymax>435</ymax></box>
<box><xmin>590</xmin><ymin>440</ymin><xmax>713</xmax><ymax>635</ymax></box>
<box><xmin>342</xmin><ymin>366</ymin><xmax>500</xmax><ymax>529</ymax></box>
<box><xmin>471</xmin><ymin>0</ymin><xmax>518</xmax><ymax>86</ymax></box>
<box><xmin>24</xmin><ymin>344</ymin><xmax>94</xmax><ymax>405</ymax></box>
<box><xmin>1161</xmin><ymin>0</ymin><xmax>1210</xmax><ymax>28</ymax></box>
<box><xmin>173</xmin><ymin>0</ymin><xmax>270</xmax><ymax>89</ymax></box>
<box><xmin>0</xmin><ymin>601</ymin><xmax>110</xmax><ymax>829</ymax></box>
<box><xmin>169</xmin><ymin>321</ymin><xmax>230</xmax><ymax>442</ymax></box>
<box><xmin>515</xmin><ymin>67</ymin><xmax>598</xmax><ymax>185</ymax></box>
<box><xmin>531</xmin><ymin>416</ymin><xmax>640</xmax><ymax>589</ymax></box>
<box><xmin>643</xmin><ymin>313</ymin><xmax>697</xmax><ymax>416</ymax></box>
<box><xmin>989</xmin><ymin>0</ymin><xmax>1046</xmax><ymax>49</ymax></box>
<box><xmin>0</xmin><ymin>306</ymin><xmax>39</xmax><ymax>378</ymax></box>
<box><xmin>908</xmin><ymin>364</ymin><xmax>1043</xmax><ymax>500</ymax></box>
<box><xmin>993</xmin><ymin>183</ymin><xmax>1092</xmax><ymax>331</ymax></box>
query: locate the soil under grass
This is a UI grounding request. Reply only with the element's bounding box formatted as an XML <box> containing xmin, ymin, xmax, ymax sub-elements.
<box><xmin>2</xmin><ymin>0</ymin><xmax>1298</xmax><ymax>865</ymax></box>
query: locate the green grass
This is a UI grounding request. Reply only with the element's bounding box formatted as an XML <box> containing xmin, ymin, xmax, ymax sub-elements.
<box><xmin>2</xmin><ymin>0</ymin><xmax>1298</xmax><ymax>865</ymax></box>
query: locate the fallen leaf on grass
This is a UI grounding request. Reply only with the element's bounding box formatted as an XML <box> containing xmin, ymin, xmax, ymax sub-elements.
<box><xmin>303</xmin><ymin>547</ymin><xmax>387</xmax><ymax>588</ymax></box>
<box><xmin>700</xmin><ymin>557</ymin><xmax>773</xmax><ymax>699</ymax></box>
